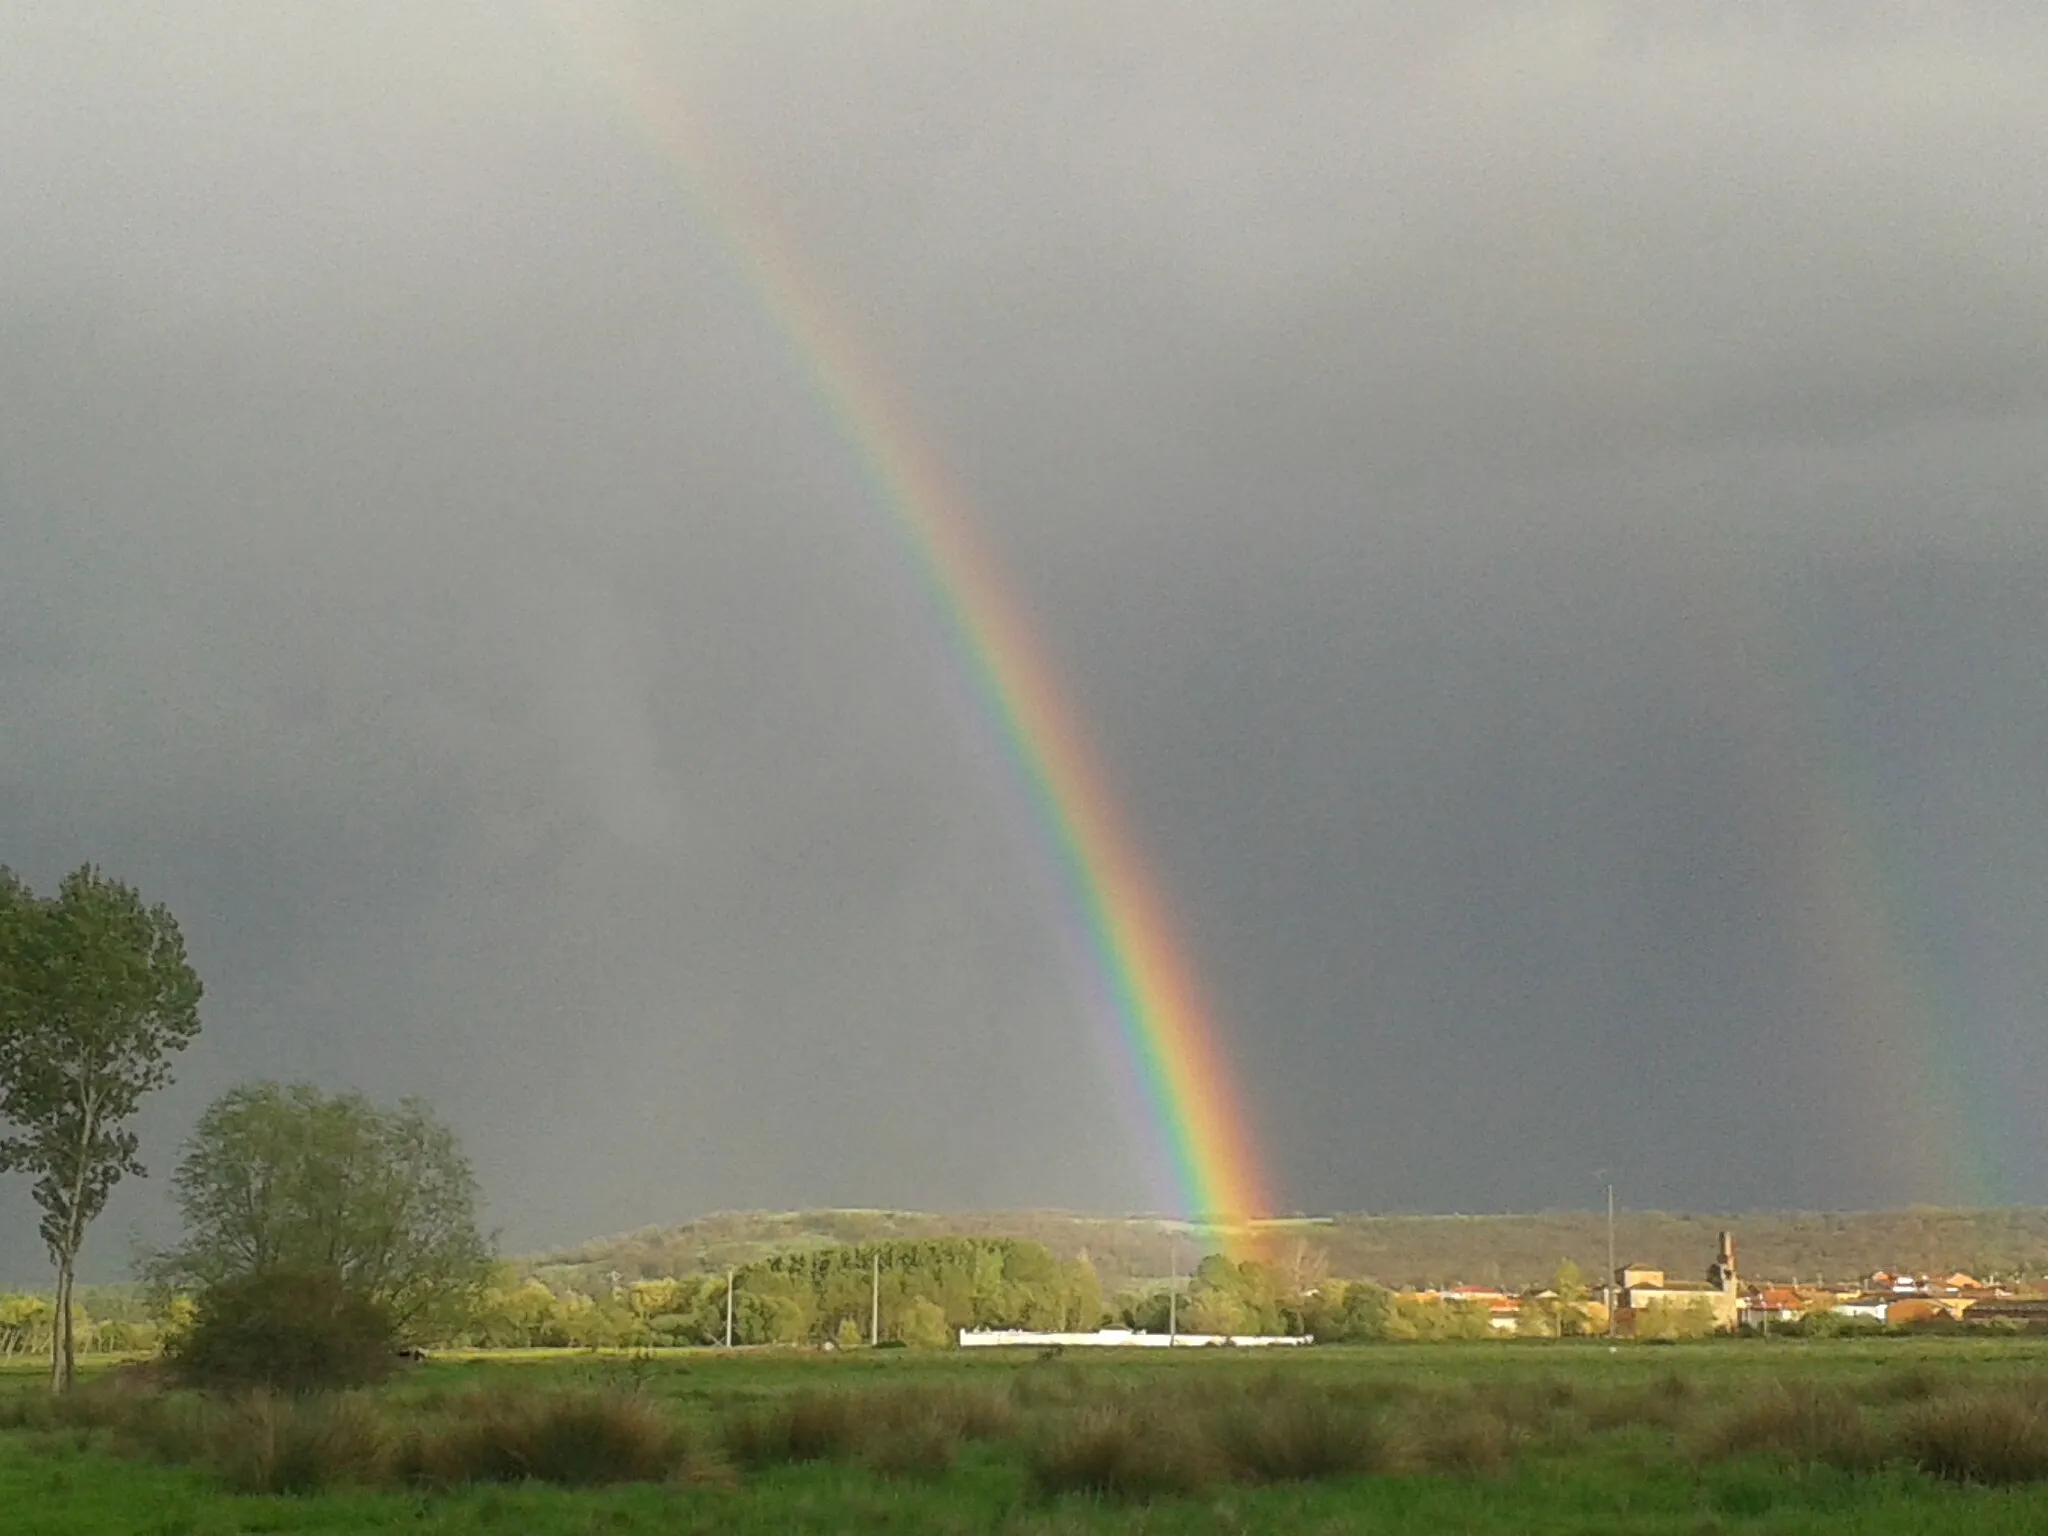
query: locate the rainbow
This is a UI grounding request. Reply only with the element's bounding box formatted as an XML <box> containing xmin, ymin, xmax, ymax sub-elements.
<box><xmin>1669</xmin><ymin>561</ymin><xmax>2000</xmax><ymax>1204</ymax></box>
<box><xmin>544</xmin><ymin>4</ymin><xmax>1271</xmax><ymax>1236</ymax></box>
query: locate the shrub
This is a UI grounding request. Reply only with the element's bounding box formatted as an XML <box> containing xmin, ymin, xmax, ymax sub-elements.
<box><xmin>1025</xmin><ymin>1401</ymin><xmax>1217</xmax><ymax>1500</ymax></box>
<box><xmin>1703</xmin><ymin>1385</ymin><xmax>1882</xmax><ymax>1472</ymax></box>
<box><xmin>1901</xmin><ymin>1395</ymin><xmax>2048</xmax><ymax>1485</ymax></box>
<box><xmin>209</xmin><ymin>1392</ymin><xmax>391</xmax><ymax>1495</ymax></box>
<box><xmin>868</xmin><ymin>1383</ymin><xmax>1011</xmax><ymax>1441</ymax></box>
<box><xmin>409</xmin><ymin>1391</ymin><xmax>687</xmax><ymax>1487</ymax></box>
<box><xmin>1413</xmin><ymin>1405</ymin><xmax>1511</xmax><ymax>1474</ymax></box>
<box><xmin>1010</xmin><ymin>1359</ymin><xmax>1090</xmax><ymax>1408</ymax></box>
<box><xmin>167</xmin><ymin>1269</ymin><xmax>397</xmax><ymax>1395</ymax></box>
<box><xmin>1208</xmin><ymin>1389</ymin><xmax>1388</xmax><ymax>1482</ymax></box>
<box><xmin>861</xmin><ymin>1419</ymin><xmax>958</xmax><ymax>1478</ymax></box>
<box><xmin>720</xmin><ymin>1389</ymin><xmax>861</xmax><ymax>1468</ymax></box>
<box><xmin>1863</xmin><ymin>1364</ymin><xmax>1943</xmax><ymax>1404</ymax></box>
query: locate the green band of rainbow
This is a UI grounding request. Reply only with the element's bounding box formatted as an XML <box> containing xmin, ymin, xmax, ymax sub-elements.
<box><xmin>549</xmin><ymin>3</ymin><xmax>1271</xmax><ymax>1233</ymax></box>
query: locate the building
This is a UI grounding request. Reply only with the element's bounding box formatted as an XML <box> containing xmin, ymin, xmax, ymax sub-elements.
<box><xmin>958</xmin><ymin>1328</ymin><xmax>1311</xmax><ymax>1349</ymax></box>
<box><xmin>1739</xmin><ymin>1285</ymin><xmax>1814</xmax><ymax>1329</ymax></box>
<box><xmin>1614</xmin><ymin>1231</ymin><xmax>1742</xmax><ymax>1333</ymax></box>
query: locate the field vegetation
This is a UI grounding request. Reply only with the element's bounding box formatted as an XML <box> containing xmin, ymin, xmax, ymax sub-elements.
<box><xmin>529</xmin><ymin>1206</ymin><xmax>2048</xmax><ymax>1295</ymax></box>
<box><xmin>10</xmin><ymin>1339</ymin><xmax>2048</xmax><ymax>1532</ymax></box>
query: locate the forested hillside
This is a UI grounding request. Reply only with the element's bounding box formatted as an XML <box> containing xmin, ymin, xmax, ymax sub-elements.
<box><xmin>526</xmin><ymin>1207</ymin><xmax>2048</xmax><ymax>1292</ymax></box>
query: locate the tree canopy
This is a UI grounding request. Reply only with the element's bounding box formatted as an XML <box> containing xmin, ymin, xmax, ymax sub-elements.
<box><xmin>0</xmin><ymin>865</ymin><xmax>202</xmax><ymax>1392</ymax></box>
<box><xmin>146</xmin><ymin>1082</ymin><xmax>492</xmax><ymax>1337</ymax></box>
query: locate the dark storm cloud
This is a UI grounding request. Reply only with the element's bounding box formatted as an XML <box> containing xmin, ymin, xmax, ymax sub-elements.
<box><xmin>4</xmin><ymin>3</ymin><xmax>2046</xmax><ymax>1279</ymax></box>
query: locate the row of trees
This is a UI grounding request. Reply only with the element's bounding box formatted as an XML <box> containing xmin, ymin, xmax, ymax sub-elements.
<box><xmin>0</xmin><ymin>1291</ymin><xmax>169</xmax><ymax>1357</ymax></box>
<box><xmin>456</xmin><ymin>1238</ymin><xmax>1103</xmax><ymax>1350</ymax></box>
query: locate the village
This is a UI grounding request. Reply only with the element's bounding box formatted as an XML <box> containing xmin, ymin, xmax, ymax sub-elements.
<box><xmin>1406</xmin><ymin>1231</ymin><xmax>2048</xmax><ymax>1338</ymax></box>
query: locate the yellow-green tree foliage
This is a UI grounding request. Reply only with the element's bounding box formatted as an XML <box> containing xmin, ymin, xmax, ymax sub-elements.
<box><xmin>1634</xmin><ymin>1298</ymin><xmax>1719</xmax><ymax>1340</ymax></box>
<box><xmin>899</xmin><ymin>1296</ymin><xmax>952</xmax><ymax>1348</ymax></box>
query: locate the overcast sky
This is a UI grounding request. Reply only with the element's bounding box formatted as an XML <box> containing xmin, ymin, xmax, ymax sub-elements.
<box><xmin>5</xmin><ymin>3</ymin><xmax>2047</xmax><ymax>1281</ymax></box>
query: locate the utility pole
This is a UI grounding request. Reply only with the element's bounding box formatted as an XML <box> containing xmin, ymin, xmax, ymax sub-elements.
<box><xmin>870</xmin><ymin>1251</ymin><xmax>881</xmax><ymax>1348</ymax></box>
<box><xmin>724</xmin><ymin>1269</ymin><xmax>734</xmax><ymax>1350</ymax></box>
<box><xmin>1605</xmin><ymin>1181</ymin><xmax>1618</xmax><ymax>1339</ymax></box>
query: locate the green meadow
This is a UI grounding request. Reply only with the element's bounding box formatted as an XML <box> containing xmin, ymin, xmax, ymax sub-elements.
<box><xmin>10</xmin><ymin>1339</ymin><xmax>2048</xmax><ymax>1534</ymax></box>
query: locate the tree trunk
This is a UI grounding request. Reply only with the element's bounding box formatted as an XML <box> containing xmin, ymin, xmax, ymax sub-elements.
<box><xmin>50</xmin><ymin>1254</ymin><xmax>74</xmax><ymax>1395</ymax></box>
<box><xmin>51</xmin><ymin>1096</ymin><xmax>98</xmax><ymax>1395</ymax></box>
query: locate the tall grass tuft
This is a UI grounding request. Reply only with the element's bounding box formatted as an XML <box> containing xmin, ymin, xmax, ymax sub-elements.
<box><xmin>1901</xmin><ymin>1394</ymin><xmax>2048</xmax><ymax>1485</ymax></box>
<box><xmin>209</xmin><ymin>1392</ymin><xmax>391</xmax><ymax>1495</ymax></box>
<box><xmin>1702</xmin><ymin>1385</ymin><xmax>1882</xmax><ymax>1472</ymax></box>
<box><xmin>406</xmin><ymin>1390</ymin><xmax>688</xmax><ymax>1487</ymax></box>
<box><xmin>1412</xmin><ymin>1405</ymin><xmax>1512</xmax><ymax>1474</ymax></box>
<box><xmin>1208</xmin><ymin>1388</ymin><xmax>1389</xmax><ymax>1483</ymax></box>
<box><xmin>1009</xmin><ymin>1359</ymin><xmax>1091</xmax><ymax>1408</ymax></box>
<box><xmin>844</xmin><ymin>1381</ymin><xmax>1012</xmax><ymax>1477</ymax></box>
<box><xmin>1025</xmin><ymin>1401</ymin><xmax>1218</xmax><ymax>1500</ymax></box>
<box><xmin>860</xmin><ymin>1418</ymin><xmax>959</xmax><ymax>1478</ymax></box>
<box><xmin>720</xmin><ymin>1389</ymin><xmax>862</xmax><ymax>1469</ymax></box>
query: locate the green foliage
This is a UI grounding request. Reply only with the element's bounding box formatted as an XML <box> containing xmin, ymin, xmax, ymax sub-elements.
<box><xmin>710</xmin><ymin>1238</ymin><xmax>1098</xmax><ymax>1346</ymax></box>
<box><xmin>0</xmin><ymin>1294</ymin><xmax>53</xmax><ymax>1360</ymax></box>
<box><xmin>0</xmin><ymin>865</ymin><xmax>202</xmax><ymax>1392</ymax></box>
<box><xmin>1305</xmin><ymin>1279</ymin><xmax>1396</xmax><ymax>1342</ymax></box>
<box><xmin>1636</xmin><ymin>1298</ymin><xmax>1719</xmax><ymax>1341</ymax></box>
<box><xmin>146</xmin><ymin>1082</ymin><xmax>492</xmax><ymax>1336</ymax></box>
<box><xmin>166</xmin><ymin>1267</ymin><xmax>399</xmax><ymax>1395</ymax></box>
<box><xmin>1386</xmin><ymin>1295</ymin><xmax>1493</xmax><ymax>1341</ymax></box>
<box><xmin>900</xmin><ymin>1297</ymin><xmax>953</xmax><ymax>1349</ymax></box>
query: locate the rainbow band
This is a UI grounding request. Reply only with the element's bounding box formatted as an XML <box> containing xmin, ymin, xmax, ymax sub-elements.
<box><xmin>549</xmin><ymin>5</ymin><xmax>1270</xmax><ymax>1234</ymax></box>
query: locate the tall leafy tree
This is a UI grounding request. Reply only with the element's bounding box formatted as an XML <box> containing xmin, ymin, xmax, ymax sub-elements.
<box><xmin>0</xmin><ymin>866</ymin><xmax>203</xmax><ymax>1392</ymax></box>
<box><xmin>145</xmin><ymin>1082</ymin><xmax>493</xmax><ymax>1337</ymax></box>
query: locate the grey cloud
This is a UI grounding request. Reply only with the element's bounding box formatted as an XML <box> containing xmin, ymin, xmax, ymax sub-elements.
<box><xmin>3</xmin><ymin>3</ymin><xmax>2045</xmax><ymax>1280</ymax></box>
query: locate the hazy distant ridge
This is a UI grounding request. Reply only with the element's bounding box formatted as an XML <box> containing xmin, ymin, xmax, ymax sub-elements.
<box><xmin>525</xmin><ymin>1207</ymin><xmax>2048</xmax><ymax>1293</ymax></box>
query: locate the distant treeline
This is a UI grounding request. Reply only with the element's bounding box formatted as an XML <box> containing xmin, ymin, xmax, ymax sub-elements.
<box><xmin>470</xmin><ymin>1240</ymin><xmax>1598</xmax><ymax>1349</ymax></box>
<box><xmin>526</xmin><ymin>1207</ymin><xmax>2048</xmax><ymax>1294</ymax></box>
<box><xmin>467</xmin><ymin>1238</ymin><xmax>1102</xmax><ymax>1349</ymax></box>
<box><xmin>0</xmin><ymin>1287</ymin><xmax>163</xmax><ymax>1358</ymax></box>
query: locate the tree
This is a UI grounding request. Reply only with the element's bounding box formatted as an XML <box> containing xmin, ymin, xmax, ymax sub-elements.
<box><xmin>0</xmin><ymin>866</ymin><xmax>203</xmax><ymax>1393</ymax></box>
<box><xmin>145</xmin><ymin>1083</ymin><xmax>492</xmax><ymax>1338</ymax></box>
<box><xmin>1550</xmin><ymin>1260</ymin><xmax>1591</xmax><ymax>1336</ymax></box>
<box><xmin>899</xmin><ymin>1296</ymin><xmax>952</xmax><ymax>1348</ymax></box>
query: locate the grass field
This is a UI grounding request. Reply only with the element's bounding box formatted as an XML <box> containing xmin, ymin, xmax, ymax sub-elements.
<box><xmin>8</xmin><ymin>1339</ymin><xmax>2048</xmax><ymax>1533</ymax></box>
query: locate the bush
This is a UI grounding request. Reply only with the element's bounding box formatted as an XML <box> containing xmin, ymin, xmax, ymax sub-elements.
<box><xmin>167</xmin><ymin>1269</ymin><xmax>398</xmax><ymax>1395</ymax></box>
<box><xmin>1025</xmin><ymin>1401</ymin><xmax>1218</xmax><ymax>1500</ymax></box>
<box><xmin>1702</xmin><ymin>1385</ymin><xmax>1882</xmax><ymax>1472</ymax></box>
<box><xmin>861</xmin><ymin>1419</ymin><xmax>958</xmax><ymax>1478</ymax></box>
<box><xmin>1901</xmin><ymin>1395</ymin><xmax>2048</xmax><ymax>1485</ymax></box>
<box><xmin>1208</xmin><ymin>1389</ymin><xmax>1388</xmax><ymax>1482</ymax></box>
<box><xmin>210</xmin><ymin>1392</ymin><xmax>391</xmax><ymax>1494</ymax></box>
<box><xmin>1413</xmin><ymin>1405</ymin><xmax>1511</xmax><ymax>1474</ymax></box>
<box><xmin>406</xmin><ymin>1391</ymin><xmax>687</xmax><ymax>1487</ymax></box>
<box><xmin>720</xmin><ymin>1389</ymin><xmax>862</xmax><ymax>1468</ymax></box>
